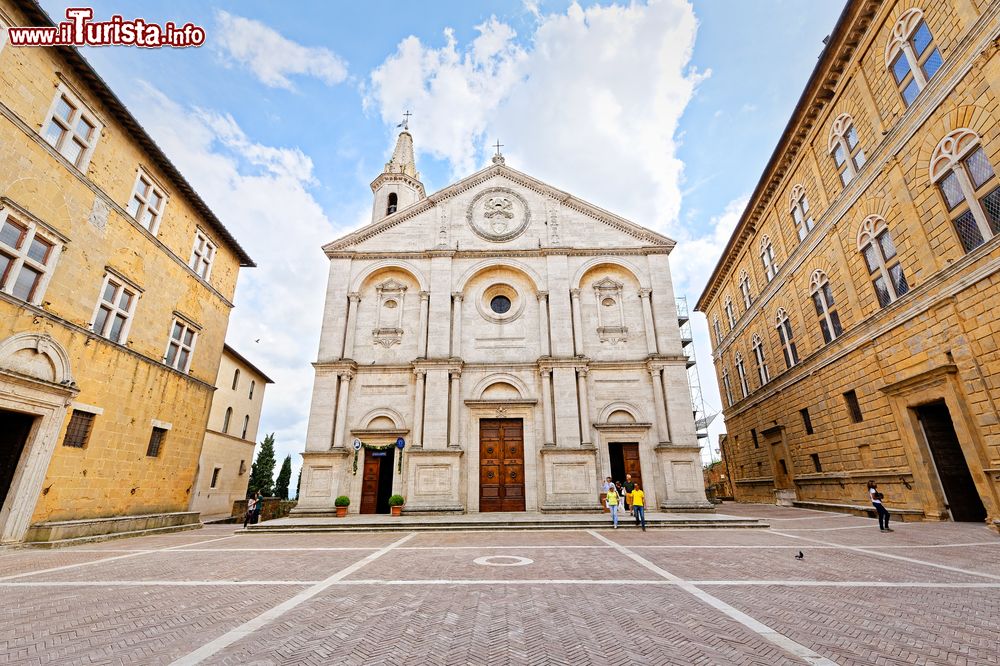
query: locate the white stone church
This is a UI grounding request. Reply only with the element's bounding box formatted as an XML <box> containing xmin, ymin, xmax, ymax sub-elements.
<box><xmin>295</xmin><ymin>130</ymin><xmax>710</xmax><ymax>515</ymax></box>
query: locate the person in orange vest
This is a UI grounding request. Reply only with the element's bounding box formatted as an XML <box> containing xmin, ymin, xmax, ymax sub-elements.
<box><xmin>631</xmin><ymin>483</ymin><xmax>646</xmax><ymax>531</ymax></box>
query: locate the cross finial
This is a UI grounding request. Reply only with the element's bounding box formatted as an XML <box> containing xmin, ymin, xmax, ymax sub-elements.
<box><xmin>401</xmin><ymin>110</ymin><xmax>412</xmax><ymax>130</ymax></box>
<box><xmin>493</xmin><ymin>139</ymin><xmax>504</xmax><ymax>156</ymax></box>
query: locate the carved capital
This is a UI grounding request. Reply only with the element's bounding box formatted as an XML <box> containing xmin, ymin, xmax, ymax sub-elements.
<box><xmin>540</xmin><ymin>368</ymin><xmax>551</xmax><ymax>378</ymax></box>
<box><xmin>570</xmin><ymin>288</ymin><xmax>581</xmax><ymax>299</ymax></box>
<box><xmin>638</xmin><ymin>288</ymin><xmax>652</xmax><ymax>298</ymax></box>
<box><xmin>452</xmin><ymin>292</ymin><xmax>464</xmax><ymax>302</ymax></box>
<box><xmin>577</xmin><ymin>367</ymin><xmax>589</xmax><ymax>378</ymax></box>
<box><xmin>414</xmin><ymin>368</ymin><xmax>427</xmax><ymax>378</ymax></box>
<box><xmin>536</xmin><ymin>290</ymin><xmax>549</xmax><ymax>301</ymax></box>
<box><xmin>339</xmin><ymin>371</ymin><xmax>355</xmax><ymax>382</ymax></box>
<box><xmin>419</xmin><ymin>291</ymin><xmax>430</xmax><ymax>302</ymax></box>
<box><xmin>348</xmin><ymin>292</ymin><xmax>361</xmax><ymax>303</ymax></box>
<box><xmin>449</xmin><ymin>369</ymin><xmax>462</xmax><ymax>380</ymax></box>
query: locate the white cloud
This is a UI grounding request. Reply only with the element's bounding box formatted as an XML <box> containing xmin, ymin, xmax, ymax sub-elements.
<box><xmin>127</xmin><ymin>82</ymin><xmax>356</xmax><ymax>487</ymax></box>
<box><xmin>214</xmin><ymin>11</ymin><xmax>348</xmax><ymax>90</ymax></box>
<box><xmin>364</xmin><ymin>0</ymin><xmax>707</xmax><ymax>231</ymax></box>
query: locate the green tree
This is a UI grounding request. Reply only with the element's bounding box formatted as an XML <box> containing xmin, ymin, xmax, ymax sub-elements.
<box><xmin>274</xmin><ymin>455</ymin><xmax>292</xmax><ymax>500</ymax></box>
<box><xmin>247</xmin><ymin>433</ymin><xmax>277</xmax><ymax>497</ymax></box>
<box><xmin>295</xmin><ymin>468</ymin><xmax>301</xmax><ymax>499</ymax></box>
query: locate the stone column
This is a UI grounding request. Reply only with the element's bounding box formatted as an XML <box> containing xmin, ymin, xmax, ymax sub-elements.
<box><xmin>304</xmin><ymin>370</ymin><xmax>338</xmax><ymax>451</ymax></box>
<box><xmin>412</xmin><ymin>369</ymin><xmax>426</xmax><ymax>448</ymax></box>
<box><xmin>576</xmin><ymin>366</ymin><xmax>592</xmax><ymax>447</ymax></box>
<box><xmin>417</xmin><ymin>291</ymin><xmax>430</xmax><ymax>358</ymax></box>
<box><xmin>342</xmin><ymin>293</ymin><xmax>361</xmax><ymax>359</ymax></box>
<box><xmin>540</xmin><ymin>368</ymin><xmax>555</xmax><ymax>447</ymax></box>
<box><xmin>451</xmin><ymin>293</ymin><xmax>463</xmax><ymax>357</ymax></box>
<box><xmin>638</xmin><ymin>288</ymin><xmax>658</xmax><ymax>355</ymax></box>
<box><xmin>649</xmin><ymin>367</ymin><xmax>671</xmax><ymax>444</ymax></box>
<box><xmin>331</xmin><ymin>371</ymin><xmax>353</xmax><ymax>449</ymax></box>
<box><xmin>570</xmin><ymin>288</ymin><xmax>584</xmax><ymax>356</ymax></box>
<box><xmin>536</xmin><ymin>291</ymin><xmax>550</xmax><ymax>356</ymax></box>
<box><xmin>449</xmin><ymin>369</ymin><xmax>461</xmax><ymax>448</ymax></box>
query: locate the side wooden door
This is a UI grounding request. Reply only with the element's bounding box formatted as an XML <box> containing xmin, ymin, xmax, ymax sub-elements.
<box><xmin>360</xmin><ymin>449</ymin><xmax>380</xmax><ymax>514</ymax></box>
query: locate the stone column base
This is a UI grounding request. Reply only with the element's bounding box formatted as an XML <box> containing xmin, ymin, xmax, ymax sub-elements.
<box><xmin>293</xmin><ymin>449</ymin><xmax>351</xmax><ymax>513</ymax></box>
<box><xmin>774</xmin><ymin>489</ymin><xmax>797</xmax><ymax>506</ymax></box>
<box><xmin>404</xmin><ymin>448</ymin><xmax>464</xmax><ymax>512</ymax></box>
<box><xmin>540</xmin><ymin>446</ymin><xmax>599</xmax><ymax>510</ymax></box>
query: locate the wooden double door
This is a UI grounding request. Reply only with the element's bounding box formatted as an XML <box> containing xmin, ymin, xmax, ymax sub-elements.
<box><xmin>608</xmin><ymin>442</ymin><xmax>642</xmax><ymax>489</ymax></box>
<box><xmin>479</xmin><ymin>419</ymin><xmax>525</xmax><ymax>512</ymax></box>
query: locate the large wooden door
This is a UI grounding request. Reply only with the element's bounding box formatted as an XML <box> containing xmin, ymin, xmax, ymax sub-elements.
<box><xmin>917</xmin><ymin>402</ymin><xmax>986</xmax><ymax>522</ymax></box>
<box><xmin>479</xmin><ymin>419</ymin><xmax>525</xmax><ymax>512</ymax></box>
<box><xmin>621</xmin><ymin>443</ymin><xmax>642</xmax><ymax>488</ymax></box>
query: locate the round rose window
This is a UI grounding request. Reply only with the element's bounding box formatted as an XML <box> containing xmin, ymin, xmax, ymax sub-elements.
<box><xmin>490</xmin><ymin>295</ymin><xmax>512</xmax><ymax>314</ymax></box>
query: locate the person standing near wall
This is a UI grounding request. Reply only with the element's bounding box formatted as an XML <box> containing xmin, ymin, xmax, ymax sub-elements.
<box><xmin>868</xmin><ymin>481</ymin><xmax>892</xmax><ymax>532</ymax></box>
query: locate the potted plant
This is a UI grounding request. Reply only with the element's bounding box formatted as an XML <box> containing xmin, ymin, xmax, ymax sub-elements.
<box><xmin>388</xmin><ymin>494</ymin><xmax>405</xmax><ymax>517</ymax></box>
<box><xmin>334</xmin><ymin>495</ymin><xmax>350</xmax><ymax>517</ymax></box>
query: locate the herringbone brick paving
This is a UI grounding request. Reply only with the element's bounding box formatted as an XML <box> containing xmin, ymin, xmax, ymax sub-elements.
<box><xmin>0</xmin><ymin>506</ymin><xmax>997</xmax><ymax>665</ymax></box>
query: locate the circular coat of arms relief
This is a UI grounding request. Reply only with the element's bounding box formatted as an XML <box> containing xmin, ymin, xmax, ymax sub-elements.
<box><xmin>466</xmin><ymin>187</ymin><xmax>531</xmax><ymax>242</ymax></box>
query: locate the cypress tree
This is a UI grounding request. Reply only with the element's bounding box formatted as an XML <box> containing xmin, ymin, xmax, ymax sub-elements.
<box><xmin>274</xmin><ymin>455</ymin><xmax>292</xmax><ymax>500</ymax></box>
<box><xmin>247</xmin><ymin>433</ymin><xmax>277</xmax><ymax>497</ymax></box>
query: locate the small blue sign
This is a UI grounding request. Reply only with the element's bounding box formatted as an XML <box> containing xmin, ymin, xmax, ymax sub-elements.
<box><xmin>396</xmin><ymin>437</ymin><xmax>406</xmax><ymax>449</ymax></box>
<box><xmin>372</xmin><ymin>451</ymin><xmax>387</xmax><ymax>458</ymax></box>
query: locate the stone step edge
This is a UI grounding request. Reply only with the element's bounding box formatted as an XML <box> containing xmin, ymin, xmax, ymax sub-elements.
<box><xmin>242</xmin><ymin>521</ymin><xmax>768</xmax><ymax>533</ymax></box>
<box><xmin>18</xmin><ymin>523</ymin><xmax>203</xmax><ymax>549</ymax></box>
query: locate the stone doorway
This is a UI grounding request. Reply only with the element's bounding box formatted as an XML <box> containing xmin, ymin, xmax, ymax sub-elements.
<box><xmin>608</xmin><ymin>442</ymin><xmax>641</xmax><ymax>488</ymax></box>
<box><xmin>360</xmin><ymin>447</ymin><xmax>395</xmax><ymax>514</ymax></box>
<box><xmin>1</xmin><ymin>410</ymin><xmax>35</xmax><ymax>513</ymax></box>
<box><xmin>479</xmin><ymin>418</ymin><xmax>525</xmax><ymax>512</ymax></box>
<box><xmin>916</xmin><ymin>401</ymin><xmax>986</xmax><ymax>522</ymax></box>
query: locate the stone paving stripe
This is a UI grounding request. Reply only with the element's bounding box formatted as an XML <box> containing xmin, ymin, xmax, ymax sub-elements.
<box><xmin>775</xmin><ymin>525</ymin><xmax>875</xmax><ymax>531</ymax></box>
<box><xmin>169</xmin><ymin>532</ymin><xmax>416</xmax><ymax>666</ymax></box>
<box><xmin>589</xmin><ymin>530</ymin><xmax>839</xmax><ymax>666</ymax></box>
<box><xmin>0</xmin><ymin>580</ymin><xmax>319</xmax><ymax>586</ymax></box>
<box><xmin>771</xmin><ymin>530</ymin><xmax>1000</xmax><ymax>581</ymax></box>
<box><xmin>0</xmin><ymin>534</ymin><xmax>237</xmax><ymax>581</ymax></box>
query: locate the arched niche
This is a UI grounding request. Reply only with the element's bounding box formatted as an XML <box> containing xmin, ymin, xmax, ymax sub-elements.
<box><xmin>0</xmin><ymin>333</ymin><xmax>75</xmax><ymax>386</ymax></box>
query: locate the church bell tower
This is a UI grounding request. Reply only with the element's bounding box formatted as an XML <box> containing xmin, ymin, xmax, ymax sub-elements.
<box><xmin>370</xmin><ymin>125</ymin><xmax>425</xmax><ymax>224</ymax></box>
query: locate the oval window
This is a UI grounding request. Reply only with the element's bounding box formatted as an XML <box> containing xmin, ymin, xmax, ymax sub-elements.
<box><xmin>602</xmin><ymin>297</ymin><xmax>616</xmax><ymax>307</ymax></box>
<box><xmin>383</xmin><ymin>299</ymin><xmax>397</xmax><ymax>309</ymax></box>
<box><xmin>490</xmin><ymin>295</ymin><xmax>512</xmax><ymax>314</ymax></box>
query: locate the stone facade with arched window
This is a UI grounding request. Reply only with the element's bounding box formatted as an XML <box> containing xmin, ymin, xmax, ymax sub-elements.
<box><xmin>296</xmin><ymin>131</ymin><xmax>710</xmax><ymax>516</ymax></box>
<box><xmin>696</xmin><ymin>0</ymin><xmax>1000</xmax><ymax>528</ymax></box>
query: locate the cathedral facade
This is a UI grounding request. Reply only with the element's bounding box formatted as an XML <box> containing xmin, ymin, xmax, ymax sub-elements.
<box><xmin>296</xmin><ymin>131</ymin><xmax>710</xmax><ymax>515</ymax></box>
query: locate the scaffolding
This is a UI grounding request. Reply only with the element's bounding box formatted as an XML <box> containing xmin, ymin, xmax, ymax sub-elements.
<box><xmin>676</xmin><ymin>296</ymin><xmax>716</xmax><ymax>443</ymax></box>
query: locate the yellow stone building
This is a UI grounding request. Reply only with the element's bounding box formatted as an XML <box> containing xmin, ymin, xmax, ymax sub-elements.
<box><xmin>0</xmin><ymin>0</ymin><xmax>254</xmax><ymax>543</ymax></box>
<box><xmin>697</xmin><ymin>0</ymin><xmax>1000</xmax><ymax>529</ymax></box>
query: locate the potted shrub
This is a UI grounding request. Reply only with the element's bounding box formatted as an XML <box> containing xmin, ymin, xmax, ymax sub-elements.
<box><xmin>388</xmin><ymin>494</ymin><xmax>405</xmax><ymax>517</ymax></box>
<box><xmin>334</xmin><ymin>495</ymin><xmax>350</xmax><ymax>518</ymax></box>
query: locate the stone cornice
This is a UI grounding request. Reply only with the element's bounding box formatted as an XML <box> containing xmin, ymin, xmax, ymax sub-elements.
<box><xmin>325</xmin><ymin>247</ymin><xmax>669</xmax><ymax>260</ymax></box>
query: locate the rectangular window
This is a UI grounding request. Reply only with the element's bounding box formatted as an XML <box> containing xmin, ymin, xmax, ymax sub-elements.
<box><xmin>164</xmin><ymin>319</ymin><xmax>198</xmax><ymax>373</ymax></box>
<box><xmin>62</xmin><ymin>410</ymin><xmax>95</xmax><ymax>448</ymax></box>
<box><xmin>210</xmin><ymin>467</ymin><xmax>222</xmax><ymax>489</ymax></box>
<box><xmin>239</xmin><ymin>459</ymin><xmax>247</xmax><ymax>475</ymax></box>
<box><xmin>127</xmin><ymin>171</ymin><xmax>166</xmax><ymax>233</ymax></box>
<box><xmin>190</xmin><ymin>230</ymin><xmax>216</xmax><ymax>280</ymax></box>
<box><xmin>0</xmin><ymin>209</ymin><xmax>61</xmax><ymax>305</ymax></box>
<box><xmin>146</xmin><ymin>426</ymin><xmax>167</xmax><ymax>457</ymax></box>
<box><xmin>800</xmin><ymin>407</ymin><xmax>813</xmax><ymax>435</ymax></box>
<box><xmin>751</xmin><ymin>428</ymin><xmax>759</xmax><ymax>449</ymax></box>
<box><xmin>844</xmin><ymin>390</ymin><xmax>863</xmax><ymax>423</ymax></box>
<box><xmin>91</xmin><ymin>274</ymin><xmax>139</xmax><ymax>344</ymax></box>
<box><xmin>810</xmin><ymin>453</ymin><xmax>822</xmax><ymax>473</ymax></box>
<box><xmin>41</xmin><ymin>85</ymin><xmax>102</xmax><ymax>171</ymax></box>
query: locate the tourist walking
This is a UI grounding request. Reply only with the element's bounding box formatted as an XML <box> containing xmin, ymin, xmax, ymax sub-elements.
<box><xmin>243</xmin><ymin>493</ymin><xmax>257</xmax><ymax>529</ymax></box>
<box><xmin>631</xmin><ymin>482</ymin><xmax>646</xmax><ymax>531</ymax></box>
<box><xmin>623</xmin><ymin>474</ymin><xmax>636</xmax><ymax>514</ymax></box>
<box><xmin>606</xmin><ymin>484</ymin><xmax>621</xmax><ymax>528</ymax></box>
<box><xmin>868</xmin><ymin>480</ymin><xmax>892</xmax><ymax>532</ymax></box>
<box><xmin>251</xmin><ymin>491</ymin><xmax>263</xmax><ymax>524</ymax></box>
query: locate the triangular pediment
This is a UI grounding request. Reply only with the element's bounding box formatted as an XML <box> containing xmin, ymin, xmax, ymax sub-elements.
<box><xmin>323</xmin><ymin>163</ymin><xmax>675</xmax><ymax>254</ymax></box>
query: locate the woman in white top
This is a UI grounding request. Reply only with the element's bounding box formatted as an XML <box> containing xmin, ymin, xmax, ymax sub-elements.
<box><xmin>868</xmin><ymin>480</ymin><xmax>892</xmax><ymax>532</ymax></box>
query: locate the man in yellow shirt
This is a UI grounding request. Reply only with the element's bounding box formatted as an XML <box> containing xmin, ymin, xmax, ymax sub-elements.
<box><xmin>631</xmin><ymin>483</ymin><xmax>646</xmax><ymax>531</ymax></box>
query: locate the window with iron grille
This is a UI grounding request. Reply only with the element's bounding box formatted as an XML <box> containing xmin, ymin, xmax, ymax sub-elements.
<box><xmin>886</xmin><ymin>9</ymin><xmax>943</xmax><ymax>107</ymax></box>
<box><xmin>930</xmin><ymin>129</ymin><xmax>999</xmax><ymax>254</ymax></box>
<box><xmin>800</xmin><ymin>408</ymin><xmax>814</xmax><ymax>435</ymax></box>
<box><xmin>844</xmin><ymin>390</ymin><xmax>864</xmax><ymax>423</ymax></box>
<box><xmin>0</xmin><ymin>209</ymin><xmax>60</xmax><ymax>305</ymax></box>
<box><xmin>146</xmin><ymin>426</ymin><xmax>167</xmax><ymax>457</ymax></box>
<box><xmin>41</xmin><ymin>86</ymin><xmax>102</xmax><ymax>171</ymax></box>
<box><xmin>857</xmin><ymin>215</ymin><xmax>909</xmax><ymax>308</ymax></box>
<box><xmin>62</xmin><ymin>410</ymin><xmax>95</xmax><ymax>448</ymax></box>
<box><xmin>809</xmin><ymin>270</ymin><xmax>843</xmax><ymax>344</ymax></box>
<box><xmin>775</xmin><ymin>308</ymin><xmax>799</xmax><ymax>369</ymax></box>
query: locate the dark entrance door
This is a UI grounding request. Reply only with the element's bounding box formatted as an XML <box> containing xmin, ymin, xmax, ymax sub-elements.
<box><xmin>1</xmin><ymin>410</ymin><xmax>35</xmax><ymax>510</ymax></box>
<box><xmin>360</xmin><ymin>447</ymin><xmax>395</xmax><ymax>514</ymax></box>
<box><xmin>916</xmin><ymin>401</ymin><xmax>986</xmax><ymax>522</ymax></box>
<box><xmin>479</xmin><ymin>419</ymin><xmax>525</xmax><ymax>512</ymax></box>
<box><xmin>608</xmin><ymin>443</ymin><xmax>642</xmax><ymax>488</ymax></box>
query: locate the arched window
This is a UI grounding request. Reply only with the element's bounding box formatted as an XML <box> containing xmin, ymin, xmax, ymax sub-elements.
<box><xmin>223</xmin><ymin>407</ymin><xmax>232</xmax><ymax>434</ymax></box>
<box><xmin>829</xmin><ymin>114</ymin><xmax>866</xmax><ymax>186</ymax></box>
<box><xmin>775</xmin><ymin>307</ymin><xmax>799</xmax><ymax>369</ymax></box>
<box><xmin>930</xmin><ymin>128</ymin><xmax>1000</xmax><ymax>252</ymax></box>
<box><xmin>738</xmin><ymin>270</ymin><xmax>752</xmax><ymax>310</ymax></box>
<box><xmin>751</xmin><ymin>333</ymin><xmax>769</xmax><ymax>385</ymax></box>
<box><xmin>249</xmin><ymin>380</ymin><xmax>256</xmax><ymax>400</ymax></box>
<box><xmin>885</xmin><ymin>8</ymin><xmax>943</xmax><ymax>107</ymax></box>
<box><xmin>231</xmin><ymin>368</ymin><xmax>240</xmax><ymax>390</ymax></box>
<box><xmin>760</xmin><ymin>235</ymin><xmax>777</xmax><ymax>282</ymax></box>
<box><xmin>858</xmin><ymin>215</ymin><xmax>909</xmax><ymax>307</ymax></box>
<box><xmin>809</xmin><ymin>270</ymin><xmax>843</xmax><ymax>344</ymax></box>
<box><xmin>387</xmin><ymin>192</ymin><xmax>398</xmax><ymax>215</ymax></box>
<box><xmin>789</xmin><ymin>185</ymin><xmax>815</xmax><ymax>241</ymax></box>
<box><xmin>721</xmin><ymin>366</ymin><xmax>734</xmax><ymax>407</ymax></box>
<box><xmin>241</xmin><ymin>414</ymin><xmax>250</xmax><ymax>440</ymax></box>
<box><xmin>713</xmin><ymin>315</ymin><xmax>723</xmax><ymax>345</ymax></box>
<box><xmin>724</xmin><ymin>296</ymin><xmax>736</xmax><ymax>330</ymax></box>
<box><xmin>735</xmin><ymin>351</ymin><xmax>749</xmax><ymax>398</ymax></box>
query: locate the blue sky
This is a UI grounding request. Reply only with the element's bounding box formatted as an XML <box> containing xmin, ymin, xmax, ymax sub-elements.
<box><xmin>38</xmin><ymin>0</ymin><xmax>845</xmax><ymax>483</ymax></box>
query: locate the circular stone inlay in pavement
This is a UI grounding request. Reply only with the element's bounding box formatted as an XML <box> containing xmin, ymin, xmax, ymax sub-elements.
<box><xmin>473</xmin><ymin>555</ymin><xmax>534</xmax><ymax>567</ymax></box>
